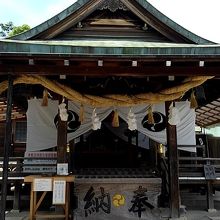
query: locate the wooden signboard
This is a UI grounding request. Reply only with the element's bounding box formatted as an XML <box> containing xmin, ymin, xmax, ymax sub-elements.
<box><xmin>24</xmin><ymin>175</ymin><xmax>74</xmax><ymax>220</ymax></box>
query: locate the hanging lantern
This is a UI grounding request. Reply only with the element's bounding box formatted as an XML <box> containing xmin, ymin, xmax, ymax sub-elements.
<box><xmin>92</xmin><ymin>108</ymin><xmax>101</xmax><ymax>130</ymax></box>
<box><xmin>168</xmin><ymin>102</ymin><xmax>180</xmax><ymax>126</ymax></box>
<box><xmin>127</xmin><ymin>109</ymin><xmax>137</xmax><ymax>131</ymax></box>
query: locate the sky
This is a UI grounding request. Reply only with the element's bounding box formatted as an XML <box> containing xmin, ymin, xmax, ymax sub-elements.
<box><xmin>0</xmin><ymin>0</ymin><xmax>220</xmax><ymax>43</ymax></box>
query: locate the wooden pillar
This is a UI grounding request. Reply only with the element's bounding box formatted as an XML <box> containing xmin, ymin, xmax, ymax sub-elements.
<box><xmin>12</xmin><ymin>158</ymin><xmax>22</xmax><ymax>212</ymax></box>
<box><xmin>165</xmin><ymin>101</ymin><xmax>180</xmax><ymax>218</ymax></box>
<box><xmin>207</xmin><ymin>181</ymin><xmax>215</xmax><ymax>211</ymax></box>
<box><xmin>57</xmin><ymin>98</ymin><xmax>68</xmax><ymax>163</ymax></box>
<box><xmin>0</xmin><ymin>75</ymin><xmax>13</xmax><ymax>220</ymax></box>
<box><xmin>13</xmin><ymin>181</ymin><xmax>21</xmax><ymax>211</ymax></box>
<box><xmin>70</xmin><ymin>142</ymin><xmax>75</xmax><ymax>172</ymax></box>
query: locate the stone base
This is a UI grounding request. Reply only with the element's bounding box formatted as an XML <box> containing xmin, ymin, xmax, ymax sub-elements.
<box><xmin>169</xmin><ymin>217</ymin><xmax>187</xmax><ymax>220</ymax></box>
<box><xmin>10</xmin><ymin>209</ymin><xmax>20</xmax><ymax>213</ymax></box>
<box><xmin>180</xmin><ymin>205</ymin><xmax>187</xmax><ymax>215</ymax></box>
<box><xmin>208</xmin><ymin>208</ymin><xmax>217</xmax><ymax>213</ymax></box>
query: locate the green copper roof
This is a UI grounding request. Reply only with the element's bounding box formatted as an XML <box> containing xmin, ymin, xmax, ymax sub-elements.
<box><xmin>9</xmin><ymin>0</ymin><xmax>214</xmax><ymax>45</ymax></box>
<box><xmin>1</xmin><ymin>39</ymin><xmax>220</xmax><ymax>56</ymax></box>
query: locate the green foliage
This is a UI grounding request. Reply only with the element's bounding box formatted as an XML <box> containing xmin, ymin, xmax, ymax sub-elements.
<box><xmin>0</xmin><ymin>22</ymin><xmax>14</xmax><ymax>37</ymax></box>
<box><xmin>8</xmin><ymin>24</ymin><xmax>31</xmax><ymax>37</ymax></box>
<box><xmin>0</xmin><ymin>22</ymin><xmax>30</xmax><ymax>37</ymax></box>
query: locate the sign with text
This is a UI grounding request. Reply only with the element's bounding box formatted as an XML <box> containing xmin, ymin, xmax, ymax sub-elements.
<box><xmin>52</xmin><ymin>180</ymin><xmax>66</xmax><ymax>204</ymax></box>
<box><xmin>57</xmin><ymin>163</ymin><xmax>68</xmax><ymax>176</ymax></box>
<box><xmin>204</xmin><ymin>165</ymin><xmax>216</xmax><ymax>180</ymax></box>
<box><xmin>74</xmin><ymin>179</ymin><xmax>161</xmax><ymax>219</ymax></box>
<box><xmin>23</xmin><ymin>151</ymin><xmax>57</xmax><ymax>173</ymax></box>
<box><xmin>34</xmin><ymin>178</ymin><xmax>52</xmax><ymax>192</ymax></box>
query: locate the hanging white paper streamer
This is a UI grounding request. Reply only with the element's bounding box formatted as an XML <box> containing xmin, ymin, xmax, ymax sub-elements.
<box><xmin>127</xmin><ymin>109</ymin><xmax>137</xmax><ymax>131</ymax></box>
<box><xmin>92</xmin><ymin>108</ymin><xmax>101</xmax><ymax>130</ymax></box>
<box><xmin>168</xmin><ymin>103</ymin><xmax>180</xmax><ymax>126</ymax></box>
<box><xmin>58</xmin><ymin>102</ymin><xmax>68</xmax><ymax>121</ymax></box>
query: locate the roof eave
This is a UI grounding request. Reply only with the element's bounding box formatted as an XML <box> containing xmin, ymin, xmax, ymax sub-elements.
<box><xmin>134</xmin><ymin>0</ymin><xmax>215</xmax><ymax>45</ymax></box>
<box><xmin>1</xmin><ymin>40</ymin><xmax>220</xmax><ymax>56</ymax></box>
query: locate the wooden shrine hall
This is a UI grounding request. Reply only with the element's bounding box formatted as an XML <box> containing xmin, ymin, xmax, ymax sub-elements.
<box><xmin>1</xmin><ymin>0</ymin><xmax>220</xmax><ymax>219</ymax></box>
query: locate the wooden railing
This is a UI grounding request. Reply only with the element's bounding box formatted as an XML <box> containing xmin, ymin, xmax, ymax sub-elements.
<box><xmin>179</xmin><ymin>157</ymin><xmax>220</xmax><ymax>180</ymax></box>
<box><xmin>178</xmin><ymin>156</ymin><xmax>220</xmax><ymax>210</ymax></box>
<box><xmin>0</xmin><ymin>156</ymin><xmax>57</xmax><ymax>211</ymax></box>
<box><xmin>0</xmin><ymin>156</ymin><xmax>57</xmax><ymax>179</ymax></box>
<box><xmin>1</xmin><ymin>154</ymin><xmax>220</xmax><ymax>211</ymax></box>
<box><xmin>160</xmin><ymin>144</ymin><xmax>220</xmax><ymax>211</ymax></box>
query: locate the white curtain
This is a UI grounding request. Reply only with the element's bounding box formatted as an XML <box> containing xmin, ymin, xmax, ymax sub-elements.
<box><xmin>27</xmin><ymin>99</ymin><xmax>195</xmax><ymax>152</ymax></box>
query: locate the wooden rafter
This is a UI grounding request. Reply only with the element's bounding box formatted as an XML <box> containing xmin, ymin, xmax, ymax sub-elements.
<box><xmin>0</xmin><ymin>100</ymin><xmax>25</xmax><ymax>122</ymax></box>
<box><xmin>196</xmin><ymin>98</ymin><xmax>220</xmax><ymax>127</ymax></box>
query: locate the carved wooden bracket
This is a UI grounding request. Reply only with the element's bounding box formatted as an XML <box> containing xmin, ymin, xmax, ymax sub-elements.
<box><xmin>98</xmin><ymin>0</ymin><xmax>129</xmax><ymax>12</ymax></box>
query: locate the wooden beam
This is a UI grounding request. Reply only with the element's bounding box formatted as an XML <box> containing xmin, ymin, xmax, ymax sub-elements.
<box><xmin>0</xmin><ymin>111</ymin><xmax>20</xmax><ymax>116</ymax></box>
<box><xmin>1</xmin><ymin>65</ymin><xmax>220</xmax><ymax>76</ymax></box>
<box><xmin>0</xmin><ymin>114</ymin><xmax>25</xmax><ymax>121</ymax></box>
<box><xmin>1</xmin><ymin>54</ymin><xmax>220</xmax><ymax>61</ymax></box>
<box><xmin>165</xmin><ymin>101</ymin><xmax>180</xmax><ymax>218</ymax></box>
<box><xmin>197</xmin><ymin>118</ymin><xmax>220</xmax><ymax>128</ymax></box>
<box><xmin>0</xmin><ymin>75</ymin><xmax>13</xmax><ymax>220</ymax></box>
